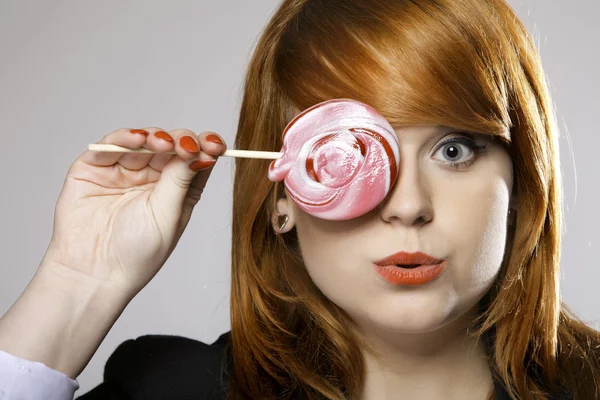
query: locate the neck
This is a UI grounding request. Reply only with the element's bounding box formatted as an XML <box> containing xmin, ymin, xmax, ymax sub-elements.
<box><xmin>356</xmin><ymin>305</ymin><xmax>494</xmax><ymax>400</ymax></box>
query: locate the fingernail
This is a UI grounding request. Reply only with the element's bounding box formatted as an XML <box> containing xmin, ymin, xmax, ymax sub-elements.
<box><xmin>205</xmin><ymin>134</ymin><xmax>224</xmax><ymax>145</ymax></box>
<box><xmin>189</xmin><ymin>159</ymin><xmax>216</xmax><ymax>171</ymax></box>
<box><xmin>130</xmin><ymin>129</ymin><xmax>149</xmax><ymax>136</ymax></box>
<box><xmin>154</xmin><ymin>131</ymin><xmax>174</xmax><ymax>143</ymax></box>
<box><xmin>180</xmin><ymin>136</ymin><xmax>200</xmax><ymax>153</ymax></box>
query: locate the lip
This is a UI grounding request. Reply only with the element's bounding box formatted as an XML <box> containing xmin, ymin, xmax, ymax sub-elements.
<box><xmin>372</xmin><ymin>251</ymin><xmax>447</xmax><ymax>285</ymax></box>
<box><xmin>373</xmin><ymin>251</ymin><xmax>444</xmax><ymax>267</ymax></box>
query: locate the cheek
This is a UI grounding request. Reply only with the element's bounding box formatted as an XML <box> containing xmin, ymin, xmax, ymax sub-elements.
<box><xmin>293</xmin><ymin>211</ymin><xmax>368</xmax><ymax>289</ymax></box>
<box><xmin>294</xmin><ymin>212</ymin><xmax>338</xmax><ymax>274</ymax></box>
<box><xmin>437</xmin><ymin>174</ymin><xmax>511</xmax><ymax>287</ymax></box>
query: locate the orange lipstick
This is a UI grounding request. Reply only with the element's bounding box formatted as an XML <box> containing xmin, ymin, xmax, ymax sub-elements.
<box><xmin>372</xmin><ymin>251</ymin><xmax>447</xmax><ymax>285</ymax></box>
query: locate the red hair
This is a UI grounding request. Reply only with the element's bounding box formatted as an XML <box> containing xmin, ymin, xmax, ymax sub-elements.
<box><xmin>228</xmin><ymin>0</ymin><xmax>600</xmax><ymax>398</ymax></box>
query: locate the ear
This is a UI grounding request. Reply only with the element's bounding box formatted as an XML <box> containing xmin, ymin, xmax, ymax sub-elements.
<box><xmin>272</xmin><ymin>192</ymin><xmax>296</xmax><ymax>234</ymax></box>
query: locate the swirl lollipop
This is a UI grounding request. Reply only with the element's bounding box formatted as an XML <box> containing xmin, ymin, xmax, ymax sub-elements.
<box><xmin>268</xmin><ymin>99</ymin><xmax>400</xmax><ymax>220</ymax></box>
<box><xmin>87</xmin><ymin>98</ymin><xmax>400</xmax><ymax>221</ymax></box>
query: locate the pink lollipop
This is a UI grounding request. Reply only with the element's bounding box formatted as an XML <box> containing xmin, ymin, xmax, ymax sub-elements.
<box><xmin>86</xmin><ymin>98</ymin><xmax>399</xmax><ymax>221</ymax></box>
<box><xmin>268</xmin><ymin>99</ymin><xmax>400</xmax><ymax>220</ymax></box>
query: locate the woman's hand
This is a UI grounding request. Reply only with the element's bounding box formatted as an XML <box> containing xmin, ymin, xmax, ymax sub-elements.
<box><xmin>42</xmin><ymin>127</ymin><xmax>227</xmax><ymax>298</ymax></box>
<box><xmin>0</xmin><ymin>127</ymin><xmax>226</xmax><ymax>378</ymax></box>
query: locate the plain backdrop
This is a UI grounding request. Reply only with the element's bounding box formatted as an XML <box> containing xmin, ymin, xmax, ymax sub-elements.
<box><xmin>0</xmin><ymin>0</ymin><xmax>598</xmax><ymax>395</ymax></box>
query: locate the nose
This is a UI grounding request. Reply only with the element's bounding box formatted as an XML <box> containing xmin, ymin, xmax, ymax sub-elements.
<box><xmin>377</xmin><ymin>159</ymin><xmax>434</xmax><ymax>226</ymax></box>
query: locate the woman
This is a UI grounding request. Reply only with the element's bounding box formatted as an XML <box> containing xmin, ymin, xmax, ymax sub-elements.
<box><xmin>0</xmin><ymin>0</ymin><xmax>598</xmax><ymax>399</ymax></box>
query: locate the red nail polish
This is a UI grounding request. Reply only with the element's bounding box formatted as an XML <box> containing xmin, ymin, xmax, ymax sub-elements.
<box><xmin>154</xmin><ymin>131</ymin><xmax>174</xmax><ymax>143</ymax></box>
<box><xmin>180</xmin><ymin>136</ymin><xmax>200</xmax><ymax>153</ymax></box>
<box><xmin>130</xmin><ymin>129</ymin><xmax>149</xmax><ymax>136</ymax></box>
<box><xmin>189</xmin><ymin>159</ymin><xmax>216</xmax><ymax>171</ymax></box>
<box><xmin>205</xmin><ymin>134</ymin><xmax>224</xmax><ymax>145</ymax></box>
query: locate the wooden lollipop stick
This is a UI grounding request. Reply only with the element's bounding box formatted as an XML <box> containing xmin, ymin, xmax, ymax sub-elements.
<box><xmin>88</xmin><ymin>144</ymin><xmax>282</xmax><ymax>160</ymax></box>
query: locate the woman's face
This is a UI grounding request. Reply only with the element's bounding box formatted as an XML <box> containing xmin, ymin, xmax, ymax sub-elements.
<box><xmin>280</xmin><ymin>123</ymin><xmax>514</xmax><ymax>335</ymax></box>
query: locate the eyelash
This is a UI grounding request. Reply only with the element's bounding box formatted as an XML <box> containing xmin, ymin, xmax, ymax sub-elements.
<box><xmin>431</xmin><ymin>134</ymin><xmax>487</xmax><ymax>169</ymax></box>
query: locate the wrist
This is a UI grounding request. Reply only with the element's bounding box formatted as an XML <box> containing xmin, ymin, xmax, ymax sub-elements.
<box><xmin>0</xmin><ymin>261</ymin><xmax>131</xmax><ymax>378</ymax></box>
<box><xmin>38</xmin><ymin>259</ymin><xmax>135</xmax><ymax>305</ymax></box>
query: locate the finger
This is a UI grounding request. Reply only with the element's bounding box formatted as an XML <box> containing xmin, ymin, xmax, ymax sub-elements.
<box><xmin>152</xmin><ymin>128</ymin><xmax>223</xmax><ymax>173</ymax></box>
<box><xmin>186</xmin><ymin>155</ymin><xmax>218</xmax><ymax>204</ymax></box>
<box><xmin>78</xmin><ymin>127</ymin><xmax>152</xmax><ymax>167</ymax></box>
<box><xmin>177</xmin><ymin>159</ymin><xmax>218</xmax><ymax>236</ymax></box>
<box><xmin>76</xmin><ymin>126</ymin><xmax>176</xmax><ymax>171</ymax></box>
<box><xmin>148</xmin><ymin>128</ymin><xmax>205</xmax><ymax>171</ymax></box>
<box><xmin>180</xmin><ymin>131</ymin><xmax>226</xmax><ymax>199</ymax></box>
<box><xmin>148</xmin><ymin>134</ymin><xmax>221</xmax><ymax>221</ymax></box>
<box><xmin>147</xmin><ymin>129</ymin><xmax>178</xmax><ymax>171</ymax></box>
<box><xmin>117</xmin><ymin>127</ymin><xmax>174</xmax><ymax>171</ymax></box>
<box><xmin>197</xmin><ymin>131</ymin><xmax>227</xmax><ymax>157</ymax></box>
<box><xmin>180</xmin><ymin>131</ymin><xmax>225</xmax><ymax>201</ymax></box>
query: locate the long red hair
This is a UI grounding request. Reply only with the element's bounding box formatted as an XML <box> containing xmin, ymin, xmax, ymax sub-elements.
<box><xmin>228</xmin><ymin>0</ymin><xmax>600</xmax><ymax>398</ymax></box>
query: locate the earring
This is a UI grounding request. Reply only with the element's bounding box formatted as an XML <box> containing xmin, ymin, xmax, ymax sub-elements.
<box><xmin>272</xmin><ymin>211</ymin><xmax>289</xmax><ymax>233</ymax></box>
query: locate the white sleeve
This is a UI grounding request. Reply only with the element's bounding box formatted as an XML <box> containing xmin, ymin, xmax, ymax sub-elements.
<box><xmin>0</xmin><ymin>349</ymin><xmax>79</xmax><ymax>400</ymax></box>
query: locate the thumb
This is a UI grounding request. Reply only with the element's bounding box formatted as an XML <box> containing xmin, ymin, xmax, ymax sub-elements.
<box><xmin>148</xmin><ymin>154</ymin><xmax>216</xmax><ymax>223</ymax></box>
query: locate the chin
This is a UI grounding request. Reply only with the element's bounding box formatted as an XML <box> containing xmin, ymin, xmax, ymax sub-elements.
<box><xmin>347</xmin><ymin>289</ymin><xmax>476</xmax><ymax>335</ymax></box>
<box><xmin>374</xmin><ymin>307</ymin><xmax>456</xmax><ymax>334</ymax></box>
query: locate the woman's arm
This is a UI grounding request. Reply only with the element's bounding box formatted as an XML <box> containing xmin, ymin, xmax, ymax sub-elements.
<box><xmin>0</xmin><ymin>261</ymin><xmax>131</xmax><ymax>380</ymax></box>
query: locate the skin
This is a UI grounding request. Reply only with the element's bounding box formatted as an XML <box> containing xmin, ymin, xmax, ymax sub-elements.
<box><xmin>274</xmin><ymin>122</ymin><xmax>515</xmax><ymax>399</ymax></box>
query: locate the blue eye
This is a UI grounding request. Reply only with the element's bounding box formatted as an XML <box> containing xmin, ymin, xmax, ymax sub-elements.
<box><xmin>432</xmin><ymin>135</ymin><xmax>487</xmax><ymax>169</ymax></box>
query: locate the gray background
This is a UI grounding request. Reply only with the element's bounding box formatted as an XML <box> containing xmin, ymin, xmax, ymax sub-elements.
<box><xmin>0</xmin><ymin>0</ymin><xmax>598</xmax><ymax>395</ymax></box>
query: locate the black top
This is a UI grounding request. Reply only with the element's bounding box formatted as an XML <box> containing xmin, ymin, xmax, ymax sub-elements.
<box><xmin>75</xmin><ymin>331</ymin><xmax>550</xmax><ymax>400</ymax></box>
